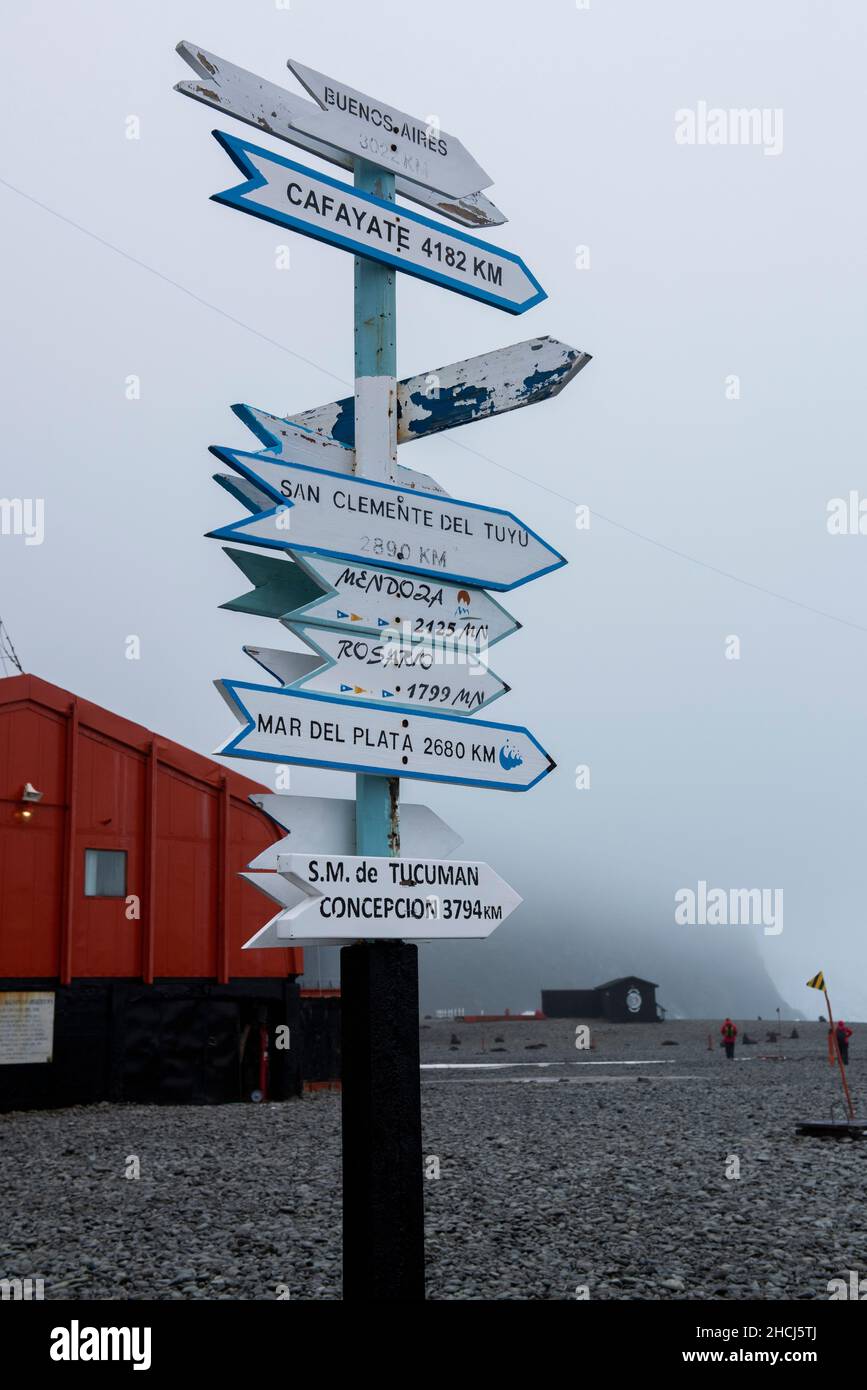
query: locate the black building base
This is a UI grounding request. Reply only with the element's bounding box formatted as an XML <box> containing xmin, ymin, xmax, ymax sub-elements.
<box><xmin>300</xmin><ymin>993</ymin><xmax>341</xmax><ymax>1086</ymax></box>
<box><xmin>0</xmin><ymin>979</ymin><xmax>320</xmax><ymax>1111</ymax></box>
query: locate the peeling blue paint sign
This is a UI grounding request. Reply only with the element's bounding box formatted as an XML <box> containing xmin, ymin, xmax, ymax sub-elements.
<box><xmin>235</xmin><ymin>336</ymin><xmax>590</xmax><ymax>451</ymax></box>
<box><xmin>210</xmin><ymin>131</ymin><xmax>546</xmax><ymax>314</ymax></box>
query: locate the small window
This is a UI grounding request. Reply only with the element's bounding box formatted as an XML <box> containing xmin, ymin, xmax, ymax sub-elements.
<box><xmin>84</xmin><ymin>849</ymin><xmax>127</xmax><ymax>898</ymax></box>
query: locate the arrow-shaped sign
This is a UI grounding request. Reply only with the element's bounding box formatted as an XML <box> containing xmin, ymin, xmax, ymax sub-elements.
<box><xmin>242</xmin><ymin>644</ymin><xmax>322</xmax><ymax>687</ymax></box>
<box><xmin>209</xmin><ymin>454</ymin><xmax>565</xmax><ymax>592</ymax></box>
<box><xmin>244</xmin><ymin>627</ymin><xmax>509</xmax><ymax>714</ymax></box>
<box><xmin>242</xmin><ymin>852</ymin><xmax>520</xmax><ymax>946</ymax></box>
<box><xmin>220</xmin><ymin>547</ymin><xmax>323</xmax><ymax>617</ymax></box>
<box><xmin>285</xmin><ymin>57</ymin><xmax>492</xmax><ymax>199</ymax></box>
<box><xmin>218</xmin><ymin>336</ymin><xmax>589</xmax><ymax>507</ymax></box>
<box><xmin>263</xmin><ymin>337</ymin><xmax>591</xmax><ymax>449</ymax></box>
<box><xmin>214</xmin><ymin>472</ymin><xmax>275</xmax><ymax>514</ymax></box>
<box><xmin>210</xmin><ymin>132</ymin><xmax>546</xmax><ymax>316</ymax></box>
<box><xmin>175</xmin><ymin>41</ymin><xmax>506</xmax><ymax>228</ymax></box>
<box><xmin>241</xmin><ymin>869</ymin><xmax>307</xmax><ymax>912</ymax></box>
<box><xmin>247</xmin><ymin>792</ymin><xmax>463</xmax><ymax>863</ymax></box>
<box><xmin>221</xmin><ymin>548</ymin><xmax>520</xmax><ymax>647</ymax></box>
<box><xmin>229</xmin><ymin>406</ymin><xmax>446</xmax><ymax>496</ymax></box>
<box><xmin>216</xmin><ymin>681</ymin><xmax>555</xmax><ymax>791</ymax></box>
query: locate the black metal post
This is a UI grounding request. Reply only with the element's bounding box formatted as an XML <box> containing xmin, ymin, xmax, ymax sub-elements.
<box><xmin>340</xmin><ymin>941</ymin><xmax>425</xmax><ymax>1300</ymax></box>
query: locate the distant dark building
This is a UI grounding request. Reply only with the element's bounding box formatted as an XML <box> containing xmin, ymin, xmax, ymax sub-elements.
<box><xmin>541</xmin><ymin>990</ymin><xmax>598</xmax><ymax>1017</ymax></box>
<box><xmin>542</xmin><ymin>977</ymin><xmax>660</xmax><ymax>1023</ymax></box>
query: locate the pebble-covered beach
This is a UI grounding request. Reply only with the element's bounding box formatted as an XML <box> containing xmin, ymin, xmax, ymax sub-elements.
<box><xmin>2</xmin><ymin>1019</ymin><xmax>863</xmax><ymax>1300</ymax></box>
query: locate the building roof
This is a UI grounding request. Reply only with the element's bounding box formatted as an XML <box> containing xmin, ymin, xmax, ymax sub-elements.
<box><xmin>0</xmin><ymin>672</ymin><xmax>270</xmax><ymax>803</ymax></box>
<box><xmin>595</xmin><ymin>976</ymin><xmax>659</xmax><ymax>990</ymax></box>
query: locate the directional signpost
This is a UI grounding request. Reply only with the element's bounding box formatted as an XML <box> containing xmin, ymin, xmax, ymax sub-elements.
<box><xmin>175</xmin><ymin>40</ymin><xmax>590</xmax><ymax>1302</ymax></box>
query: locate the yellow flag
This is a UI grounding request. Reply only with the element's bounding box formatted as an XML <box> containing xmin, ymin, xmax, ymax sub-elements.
<box><xmin>806</xmin><ymin>971</ymin><xmax>825</xmax><ymax>991</ymax></box>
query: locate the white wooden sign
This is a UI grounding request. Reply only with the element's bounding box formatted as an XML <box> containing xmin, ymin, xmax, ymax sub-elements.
<box><xmin>223</xmin><ymin>549</ymin><xmax>519</xmax><ymax>648</ymax></box>
<box><xmin>216</xmin><ymin>680</ymin><xmax>555</xmax><ymax>791</ymax></box>
<box><xmin>210</xmin><ymin>132</ymin><xmax>545</xmax><ymax>315</ymax></box>
<box><xmin>237</xmin><ymin>336</ymin><xmax>590</xmax><ymax>452</ymax></box>
<box><xmin>210</xmin><ymin>453</ymin><xmax>564</xmax><ymax>592</ymax></box>
<box><xmin>232</xmin><ymin>409</ymin><xmax>445</xmax><ymax>496</ymax></box>
<box><xmin>247</xmin><ymin>792</ymin><xmax>463</xmax><ymax>865</ymax></box>
<box><xmin>175</xmin><ymin>41</ymin><xmax>506</xmax><ymax>227</ymax></box>
<box><xmin>286</xmin><ymin>57</ymin><xmax>492</xmax><ymax>198</ymax></box>
<box><xmin>241</xmin><ymin>853</ymin><xmax>520</xmax><ymax>946</ymax></box>
<box><xmin>245</xmin><ymin>628</ymin><xmax>509</xmax><ymax>714</ymax></box>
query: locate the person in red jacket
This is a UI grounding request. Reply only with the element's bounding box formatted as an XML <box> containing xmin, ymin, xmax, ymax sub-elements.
<box><xmin>721</xmin><ymin>1017</ymin><xmax>737</xmax><ymax>1060</ymax></box>
<box><xmin>834</xmin><ymin>1020</ymin><xmax>853</xmax><ymax>1066</ymax></box>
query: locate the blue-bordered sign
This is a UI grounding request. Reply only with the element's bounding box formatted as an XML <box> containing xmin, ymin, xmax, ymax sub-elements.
<box><xmin>215</xmin><ymin>680</ymin><xmax>555</xmax><ymax>791</ymax></box>
<box><xmin>244</xmin><ymin>623</ymin><xmax>509</xmax><ymax>714</ymax></box>
<box><xmin>210</xmin><ymin>131</ymin><xmax>546</xmax><ymax>315</ymax></box>
<box><xmin>221</xmin><ymin>548</ymin><xmax>520</xmax><ymax>648</ymax></box>
<box><xmin>208</xmin><ymin>449</ymin><xmax>565</xmax><ymax>592</ymax></box>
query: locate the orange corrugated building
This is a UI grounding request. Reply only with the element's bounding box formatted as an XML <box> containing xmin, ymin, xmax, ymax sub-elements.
<box><xmin>0</xmin><ymin>674</ymin><xmax>315</xmax><ymax>1108</ymax></box>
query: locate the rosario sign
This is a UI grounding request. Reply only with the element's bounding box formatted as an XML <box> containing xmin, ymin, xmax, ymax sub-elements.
<box><xmin>257</xmin><ymin>624</ymin><xmax>510</xmax><ymax>713</ymax></box>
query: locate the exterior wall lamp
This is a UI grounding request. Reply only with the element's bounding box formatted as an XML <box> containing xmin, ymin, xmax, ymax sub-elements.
<box><xmin>15</xmin><ymin>782</ymin><xmax>44</xmax><ymax>822</ymax></box>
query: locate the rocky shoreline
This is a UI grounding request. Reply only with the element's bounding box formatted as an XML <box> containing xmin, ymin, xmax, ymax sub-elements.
<box><xmin>1</xmin><ymin>1020</ymin><xmax>862</xmax><ymax>1300</ymax></box>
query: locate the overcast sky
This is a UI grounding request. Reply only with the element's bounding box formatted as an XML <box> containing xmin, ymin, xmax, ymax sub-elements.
<box><xmin>2</xmin><ymin>0</ymin><xmax>865</xmax><ymax>1017</ymax></box>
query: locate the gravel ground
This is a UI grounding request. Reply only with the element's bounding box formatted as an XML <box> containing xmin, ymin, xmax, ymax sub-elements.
<box><xmin>1</xmin><ymin>1019</ymin><xmax>864</xmax><ymax>1300</ymax></box>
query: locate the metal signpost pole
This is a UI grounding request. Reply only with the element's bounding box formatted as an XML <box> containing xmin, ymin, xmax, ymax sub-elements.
<box><xmin>342</xmin><ymin>158</ymin><xmax>425</xmax><ymax>1301</ymax></box>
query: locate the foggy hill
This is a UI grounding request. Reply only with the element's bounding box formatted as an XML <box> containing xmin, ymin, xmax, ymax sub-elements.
<box><xmin>416</xmin><ymin>905</ymin><xmax>796</xmax><ymax>1021</ymax></box>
